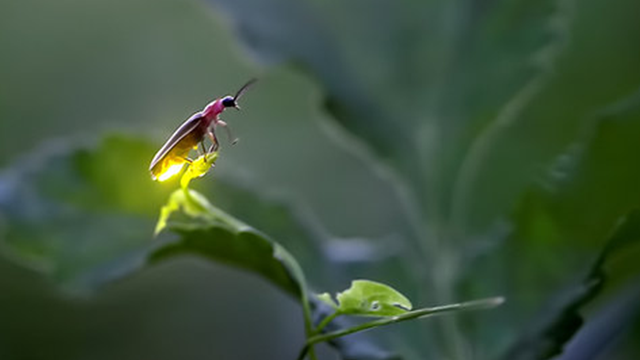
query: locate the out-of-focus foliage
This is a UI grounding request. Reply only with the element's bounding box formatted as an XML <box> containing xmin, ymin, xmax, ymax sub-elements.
<box><xmin>199</xmin><ymin>0</ymin><xmax>640</xmax><ymax>358</ymax></box>
<box><xmin>503</xmin><ymin>210</ymin><xmax>640</xmax><ymax>360</ymax></box>
<box><xmin>0</xmin><ymin>136</ymin><xmax>164</xmax><ymax>289</ymax></box>
<box><xmin>1</xmin><ymin>0</ymin><xmax>640</xmax><ymax>358</ymax></box>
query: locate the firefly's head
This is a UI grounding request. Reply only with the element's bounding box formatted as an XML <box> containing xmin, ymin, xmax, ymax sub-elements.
<box><xmin>222</xmin><ymin>78</ymin><xmax>257</xmax><ymax>110</ymax></box>
<box><xmin>221</xmin><ymin>96</ymin><xmax>239</xmax><ymax>110</ymax></box>
<box><xmin>203</xmin><ymin>79</ymin><xmax>257</xmax><ymax>119</ymax></box>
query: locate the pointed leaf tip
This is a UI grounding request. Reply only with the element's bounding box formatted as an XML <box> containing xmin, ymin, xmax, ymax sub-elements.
<box><xmin>317</xmin><ymin>292</ymin><xmax>339</xmax><ymax>309</ymax></box>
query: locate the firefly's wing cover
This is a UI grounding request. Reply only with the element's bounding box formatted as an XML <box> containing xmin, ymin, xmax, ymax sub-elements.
<box><xmin>149</xmin><ymin>112</ymin><xmax>203</xmax><ymax>172</ymax></box>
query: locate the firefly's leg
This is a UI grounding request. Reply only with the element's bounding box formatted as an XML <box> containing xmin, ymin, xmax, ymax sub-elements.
<box><xmin>198</xmin><ymin>140</ymin><xmax>206</xmax><ymax>156</ymax></box>
<box><xmin>207</xmin><ymin>129</ymin><xmax>219</xmax><ymax>154</ymax></box>
<box><xmin>217</xmin><ymin>120</ymin><xmax>238</xmax><ymax>145</ymax></box>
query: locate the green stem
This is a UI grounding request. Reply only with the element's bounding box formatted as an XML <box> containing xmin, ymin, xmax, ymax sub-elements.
<box><xmin>314</xmin><ymin>311</ymin><xmax>340</xmax><ymax>334</ymax></box>
<box><xmin>299</xmin><ymin>297</ymin><xmax>504</xmax><ymax>357</ymax></box>
<box><xmin>296</xmin><ymin>346</ymin><xmax>310</xmax><ymax>360</ymax></box>
<box><xmin>299</xmin><ymin>289</ymin><xmax>318</xmax><ymax>360</ymax></box>
<box><xmin>186</xmin><ymin>185</ymin><xmax>317</xmax><ymax>357</ymax></box>
<box><xmin>308</xmin><ymin>349</ymin><xmax>318</xmax><ymax>360</ymax></box>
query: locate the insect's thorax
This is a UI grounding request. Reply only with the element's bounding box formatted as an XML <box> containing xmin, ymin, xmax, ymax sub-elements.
<box><xmin>202</xmin><ymin>98</ymin><xmax>225</xmax><ymax>122</ymax></box>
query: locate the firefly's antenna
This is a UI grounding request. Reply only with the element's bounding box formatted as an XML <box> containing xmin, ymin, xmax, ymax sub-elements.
<box><xmin>213</xmin><ymin>78</ymin><xmax>256</xmax><ymax>148</ymax></box>
<box><xmin>233</xmin><ymin>78</ymin><xmax>257</xmax><ymax>102</ymax></box>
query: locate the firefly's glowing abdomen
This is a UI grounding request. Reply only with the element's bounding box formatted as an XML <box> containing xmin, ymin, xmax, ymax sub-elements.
<box><xmin>150</xmin><ymin>122</ymin><xmax>208</xmax><ymax>181</ymax></box>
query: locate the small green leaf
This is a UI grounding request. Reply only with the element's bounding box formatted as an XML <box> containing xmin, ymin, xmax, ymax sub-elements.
<box><xmin>154</xmin><ymin>192</ymin><xmax>180</xmax><ymax>236</ymax></box>
<box><xmin>333</xmin><ymin>280</ymin><xmax>412</xmax><ymax>317</ymax></box>
<box><xmin>180</xmin><ymin>152</ymin><xmax>219</xmax><ymax>189</ymax></box>
<box><xmin>317</xmin><ymin>292</ymin><xmax>338</xmax><ymax>309</ymax></box>
<box><xmin>302</xmin><ymin>296</ymin><xmax>504</xmax><ymax>357</ymax></box>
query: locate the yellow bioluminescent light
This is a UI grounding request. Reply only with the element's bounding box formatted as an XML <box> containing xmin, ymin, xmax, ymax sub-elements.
<box><xmin>157</xmin><ymin>163</ymin><xmax>185</xmax><ymax>182</ymax></box>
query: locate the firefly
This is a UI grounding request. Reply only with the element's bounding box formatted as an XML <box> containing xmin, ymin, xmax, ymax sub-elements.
<box><xmin>149</xmin><ymin>79</ymin><xmax>256</xmax><ymax>181</ymax></box>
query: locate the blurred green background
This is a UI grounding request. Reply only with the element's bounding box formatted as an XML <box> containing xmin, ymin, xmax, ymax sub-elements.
<box><xmin>1</xmin><ymin>0</ymin><xmax>639</xmax><ymax>359</ymax></box>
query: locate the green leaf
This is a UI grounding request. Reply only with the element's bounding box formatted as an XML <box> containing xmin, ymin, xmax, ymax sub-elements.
<box><xmin>150</xmin><ymin>189</ymin><xmax>306</xmax><ymax>298</ymax></box>
<box><xmin>152</xmin><ymin>186</ymin><xmax>323</xmax><ymax>344</ymax></box>
<box><xmin>457</xmin><ymin>91</ymin><xmax>640</xmax><ymax>358</ymax></box>
<box><xmin>455</xmin><ymin>0</ymin><xmax>640</xmax><ymax>235</ymax></box>
<box><xmin>179</xmin><ymin>152</ymin><xmax>219</xmax><ymax>189</ymax></box>
<box><xmin>532</xmin><ymin>90</ymin><xmax>640</xmax><ymax>248</ymax></box>
<box><xmin>151</xmin><ymin>224</ymin><xmax>303</xmax><ymax>296</ymax></box>
<box><xmin>154</xmin><ymin>189</ymin><xmax>221</xmax><ymax>236</ymax></box>
<box><xmin>48</xmin><ymin>135</ymin><xmax>174</xmax><ymax>216</ymax></box>
<box><xmin>317</xmin><ymin>292</ymin><xmax>338</xmax><ymax>309</ymax></box>
<box><xmin>326</xmin><ymin>280</ymin><xmax>412</xmax><ymax>317</ymax></box>
<box><xmin>0</xmin><ymin>135</ymin><xmax>168</xmax><ymax>290</ymax></box>
<box><xmin>502</xmin><ymin>210</ymin><xmax>640</xmax><ymax>360</ymax></box>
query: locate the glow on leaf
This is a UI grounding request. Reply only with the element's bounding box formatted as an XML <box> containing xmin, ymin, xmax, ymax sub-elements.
<box><xmin>157</xmin><ymin>163</ymin><xmax>185</xmax><ymax>182</ymax></box>
<box><xmin>180</xmin><ymin>152</ymin><xmax>218</xmax><ymax>189</ymax></box>
<box><xmin>154</xmin><ymin>152</ymin><xmax>220</xmax><ymax>234</ymax></box>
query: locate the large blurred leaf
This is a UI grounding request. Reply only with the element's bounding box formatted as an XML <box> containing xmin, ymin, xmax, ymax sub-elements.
<box><xmin>462</xmin><ymin>91</ymin><xmax>640</xmax><ymax>357</ymax></box>
<box><xmin>206</xmin><ymin>0</ymin><xmax>564</xmax><ymax>219</ymax></box>
<box><xmin>0</xmin><ymin>134</ymin><xmax>331</xmax><ymax>293</ymax></box>
<box><xmin>456</xmin><ymin>0</ymin><xmax>640</xmax><ymax>234</ymax></box>
<box><xmin>527</xmin><ymin>91</ymin><xmax>640</xmax><ymax>248</ymax></box>
<box><xmin>0</xmin><ymin>135</ymin><xmax>166</xmax><ymax>289</ymax></box>
<box><xmin>509</xmin><ymin>90</ymin><xmax>640</xmax><ymax>302</ymax></box>
<box><xmin>502</xmin><ymin>210</ymin><xmax>640</xmax><ymax>360</ymax></box>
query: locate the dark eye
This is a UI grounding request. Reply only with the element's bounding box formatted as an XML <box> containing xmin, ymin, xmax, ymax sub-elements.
<box><xmin>222</xmin><ymin>97</ymin><xmax>236</xmax><ymax>108</ymax></box>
